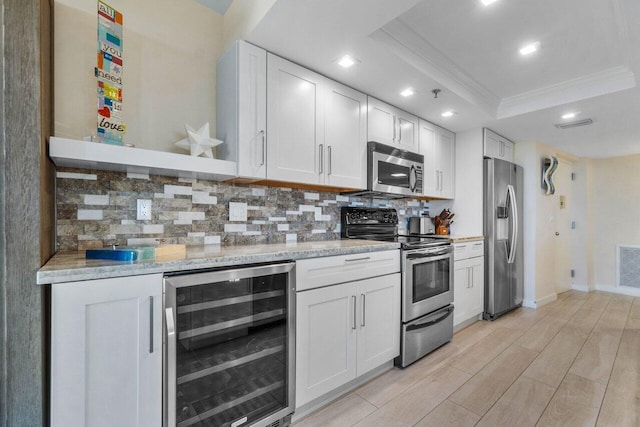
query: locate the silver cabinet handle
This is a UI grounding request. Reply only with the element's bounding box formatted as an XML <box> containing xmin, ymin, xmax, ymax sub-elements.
<box><xmin>260</xmin><ymin>130</ymin><xmax>266</xmax><ymax>166</ymax></box>
<box><xmin>398</xmin><ymin>119</ymin><xmax>403</xmax><ymax>143</ymax></box>
<box><xmin>345</xmin><ymin>256</ymin><xmax>371</xmax><ymax>263</ymax></box>
<box><xmin>467</xmin><ymin>267</ymin><xmax>471</xmax><ymax>288</ymax></box>
<box><xmin>361</xmin><ymin>294</ymin><xmax>366</xmax><ymax>327</ymax></box>
<box><xmin>328</xmin><ymin>146</ymin><xmax>332</xmax><ymax>176</ymax></box>
<box><xmin>166</xmin><ymin>307</ymin><xmax>176</xmax><ymax>426</ymax></box>
<box><xmin>352</xmin><ymin>296</ymin><xmax>357</xmax><ymax>330</ymax></box>
<box><xmin>471</xmin><ymin>267</ymin><xmax>474</xmax><ymax>288</ymax></box>
<box><xmin>149</xmin><ymin>296</ymin><xmax>154</xmax><ymax>353</ymax></box>
<box><xmin>393</xmin><ymin>116</ymin><xmax>397</xmax><ymax>142</ymax></box>
<box><xmin>319</xmin><ymin>144</ymin><xmax>324</xmax><ymax>174</ymax></box>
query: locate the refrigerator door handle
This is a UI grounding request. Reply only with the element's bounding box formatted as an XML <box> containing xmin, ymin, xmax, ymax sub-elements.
<box><xmin>507</xmin><ymin>184</ymin><xmax>518</xmax><ymax>264</ymax></box>
<box><xmin>165</xmin><ymin>307</ymin><xmax>176</xmax><ymax>427</ymax></box>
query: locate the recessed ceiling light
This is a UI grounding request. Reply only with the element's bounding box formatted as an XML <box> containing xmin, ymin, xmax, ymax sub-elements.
<box><xmin>561</xmin><ymin>112</ymin><xmax>577</xmax><ymax>119</ymax></box>
<box><xmin>519</xmin><ymin>41</ymin><xmax>540</xmax><ymax>56</ymax></box>
<box><xmin>400</xmin><ymin>88</ymin><xmax>415</xmax><ymax>97</ymax></box>
<box><xmin>336</xmin><ymin>54</ymin><xmax>357</xmax><ymax>68</ymax></box>
<box><xmin>441</xmin><ymin>111</ymin><xmax>454</xmax><ymax>117</ymax></box>
<box><xmin>480</xmin><ymin>0</ymin><xmax>498</xmax><ymax>6</ymax></box>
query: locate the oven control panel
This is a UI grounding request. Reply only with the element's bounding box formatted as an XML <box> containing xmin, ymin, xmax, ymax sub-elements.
<box><xmin>342</xmin><ymin>207</ymin><xmax>398</xmax><ymax>225</ymax></box>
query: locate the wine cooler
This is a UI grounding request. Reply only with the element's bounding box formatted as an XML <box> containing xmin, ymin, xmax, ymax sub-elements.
<box><xmin>163</xmin><ymin>262</ymin><xmax>295</xmax><ymax>427</ymax></box>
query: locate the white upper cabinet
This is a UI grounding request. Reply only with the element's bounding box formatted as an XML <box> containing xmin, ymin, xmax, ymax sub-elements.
<box><xmin>437</xmin><ymin>128</ymin><xmax>455</xmax><ymax>199</ymax></box>
<box><xmin>367</xmin><ymin>97</ymin><xmax>419</xmax><ymax>152</ymax></box>
<box><xmin>266</xmin><ymin>54</ymin><xmax>367</xmax><ymax>188</ymax></box>
<box><xmin>483</xmin><ymin>128</ymin><xmax>514</xmax><ymax>162</ymax></box>
<box><xmin>419</xmin><ymin>120</ymin><xmax>455</xmax><ymax>199</ymax></box>
<box><xmin>267</xmin><ymin>54</ymin><xmax>324</xmax><ymax>185</ymax></box>
<box><xmin>217</xmin><ymin>41</ymin><xmax>267</xmax><ymax>180</ymax></box>
<box><xmin>324</xmin><ymin>80</ymin><xmax>367</xmax><ymax>189</ymax></box>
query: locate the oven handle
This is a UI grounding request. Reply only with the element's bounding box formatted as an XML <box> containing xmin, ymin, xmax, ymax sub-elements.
<box><xmin>406</xmin><ymin>252</ymin><xmax>452</xmax><ymax>263</ymax></box>
<box><xmin>406</xmin><ymin>305</ymin><xmax>454</xmax><ymax>332</ymax></box>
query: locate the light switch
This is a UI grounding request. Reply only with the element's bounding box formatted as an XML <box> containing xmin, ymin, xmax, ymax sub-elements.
<box><xmin>229</xmin><ymin>202</ymin><xmax>247</xmax><ymax>222</ymax></box>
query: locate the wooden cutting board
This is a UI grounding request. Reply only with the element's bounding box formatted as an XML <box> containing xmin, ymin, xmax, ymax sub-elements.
<box><xmin>154</xmin><ymin>244</ymin><xmax>186</xmax><ymax>257</ymax></box>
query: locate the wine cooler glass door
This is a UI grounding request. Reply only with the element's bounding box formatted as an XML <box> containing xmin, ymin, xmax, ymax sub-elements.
<box><xmin>164</xmin><ymin>263</ymin><xmax>295</xmax><ymax>427</ymax></box>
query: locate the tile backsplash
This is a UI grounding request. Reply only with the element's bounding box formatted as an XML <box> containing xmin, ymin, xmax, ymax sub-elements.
<box><xmin>56</xmin><ymin>168</ymin><xmax>430</xmax><ymax>251</ymax></box>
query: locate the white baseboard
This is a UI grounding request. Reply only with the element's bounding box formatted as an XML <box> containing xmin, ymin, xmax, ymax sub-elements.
<box><xmin>594</xmin><ymin>284</ymin><xmax>640</xmax><ymax>297</ymax></box>
<box><xmin>535</xmin><ymin>293</ymin><xmax>558</xmax><ymax>308</ymax></box>
<box><xmin>522</xmin><ymin>293</ymin><xmax>556</xmax><ymax>309</ymax></box>
<box><xmin>571</xmin><ymin>284</ymin><xmax>590</xmax><ymax>292</ymax></box>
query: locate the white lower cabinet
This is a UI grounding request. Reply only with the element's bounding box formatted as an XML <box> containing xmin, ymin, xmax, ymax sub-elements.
<box><xmin>295</xmin><ymin>273</ymin><xmax>400</xmax><ymax>407</ymax></box>
<box><xmin>51</xmin><ymin>274</ymin><xmax>163</xmax><ymax>427</ymax></box>
<box><xmin>453</xmin><ymin>242</ymin><xmax>485</xmax><ymax>327</ymax></box>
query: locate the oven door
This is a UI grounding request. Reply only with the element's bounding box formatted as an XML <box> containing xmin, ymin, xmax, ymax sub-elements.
<box><xmin>402</xmin><ymin>246</ymin><xmax>454</xmax><ymax>322</ymax></box>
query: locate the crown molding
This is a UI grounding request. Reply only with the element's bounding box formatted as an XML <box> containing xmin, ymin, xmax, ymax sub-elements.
<box><xmin>370</xmin><ymin>20</ymin><xmax>500</xmax><ymax>115</ymax></box>
<box><xmin>497</xmin><ymin>66</ymin><xmax>636</xmax><ymax>119</ymax></box>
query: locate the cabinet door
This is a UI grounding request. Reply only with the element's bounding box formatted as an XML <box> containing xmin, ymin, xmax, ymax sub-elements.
<box><xmin>437</xmin><ymin>128</ymin><xmax>455</xmax><ymax>199</ymax></box>
<box><xmin>468</xmin><ymin>257</ymin><xmax>485</xmax><ymax>318</ymax></box>
<box><xmin>453</xmin><ymin>260</ymin><xmax>470</xmax><ymax>326</ymax></box>
<box><xmin>51</xmin><ymin>274</ymin><xmax>163</xmax><ymax>427</ymax></box>
<box><xmin>296</xmin><ymin>283</ymin><xmax>357</xmax><ymax>407</ymax></box>
<box><xmin>501</xmin><ymin>139</ymin><xmax>514</xmax><ymax>162</ymax></box>
<box><xmin>367</xmin><ymin>97</ymin><xmax>396</xmax><ymax>145</ymax></box>
<box><xmin>483</xmin><ymin>129</ymin><xmax>502</xmax><ymax>159</ymax></box>
<box><xmin>356</xmin><ymin>274</ymin><xmax>401</xmax><ymax>376</ymax></box>
<box><xmin>325</xmin><ymin>81</ymin><xmax>367</xmax><ymax>189</ymax></box>
<box><xmin>419</xmin><ymin>120</ymin><xmax>438</xmax><ymax>196</ymax></box>
<box><xmin>237</xmin><ymin>42</ymin><xmax>267</xmax><ymax>179</ymax></box>
<box><xmin>267</xmin><ymin>54</ymin><xmax>324</xmax><ymax>185</ymax></box>
<box><xmin>396</xmin><ymin>112</ymin><xmax>419</xmax><ymax>152</ymax></box>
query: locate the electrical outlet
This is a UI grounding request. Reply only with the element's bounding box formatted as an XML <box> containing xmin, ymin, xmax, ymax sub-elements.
<box><xmin>229</xmin><ymin>202</ymin><xmax>248</xmax><ymax>222</ymax></box>
<box><xmin>137</xmin><ymin>199</ymin><xmax>152</xmax><ymax>220</ymax></box>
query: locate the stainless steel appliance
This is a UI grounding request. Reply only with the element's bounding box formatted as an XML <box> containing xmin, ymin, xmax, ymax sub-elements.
<box><xmin>484</xmin><ymin>157</ymin><xmax>524</xmax><ymax>320</ymax></box>
<box><xmin>408</xmin><ymin>215</ymin><xmax>435</xmax><ymax>235</ymax></box>
<box><xmin>163</xmin><ymin>263</ymin><xmax>295</xmax><ymax>427</ymax></box>
<box><xmin>348</xmin><ymin>142</ymin><xmax>423</xmax><ymax>198</ymax></box>
<box><xmin>341</xmin><ymin>207</ymin><xmax>453</xmax><ymax>368</ymax></box>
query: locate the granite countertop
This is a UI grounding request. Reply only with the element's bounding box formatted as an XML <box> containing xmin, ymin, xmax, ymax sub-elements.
<box><xmin>37</xmin><ymin>239</ymin><xmax>400</xmax><ymax>284</ymax></box>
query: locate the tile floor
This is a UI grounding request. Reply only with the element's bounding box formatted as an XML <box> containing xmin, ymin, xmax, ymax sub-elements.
<box><xmin>294</xmin><ymin>291</ymin><xmax>640</xmax><ymax>427</ymax></box>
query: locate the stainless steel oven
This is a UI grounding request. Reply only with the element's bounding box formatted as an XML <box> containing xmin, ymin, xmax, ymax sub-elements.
<box><xmin>402</xmin><ymin>245</ymin><xmax>454</xmax><ymax>323</ymax></box>
<box><xmin>368</xmin><ymin>141</ymin><xmax>423</xmax><ymax>197</ymax></box>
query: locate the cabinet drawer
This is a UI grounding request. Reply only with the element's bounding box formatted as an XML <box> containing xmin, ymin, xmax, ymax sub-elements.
<box><xmin>296</xmin><ymin>250</ymin><xmax>400</xmax><ymax>291</ymax></box>
<box><xmin>468</xmin><ymin>241</ymin><xmax>484</xmax><ymax>258</ymax></box>
<box><xmin>454</xmin><ymin>240</ymin><xmax>484</xmax><ymax>261</ymax></box>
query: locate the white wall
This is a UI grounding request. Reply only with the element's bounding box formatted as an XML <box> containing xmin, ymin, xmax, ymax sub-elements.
<box><xmin>590</xmin><ymin>154</ymin><xmax>640</xmax><ymax>286</ymax></box>
<box><xmin>514</xmin><ymin>141</ymin><xmax>578</xmax><ymax>306</ymax></box>
<box><xmin>54</xmin><ymin>0</ymin><xmax>223</xmax><ymax>152</ymax></box>
<box><xmin>223</xmin><ymin>0</ymin><xmax>278</xmax><ymax>49</ymax></box>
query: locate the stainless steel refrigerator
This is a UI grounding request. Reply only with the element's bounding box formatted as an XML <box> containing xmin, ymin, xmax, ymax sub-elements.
<box><xmin>483</xmin><ymin>157</ymin><xmax>524</xmax><ymax>320</ymax></box>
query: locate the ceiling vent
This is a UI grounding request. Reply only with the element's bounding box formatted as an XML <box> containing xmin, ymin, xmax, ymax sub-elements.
<box><xmin>554</xmin><ymin>119</ymin><xmax>593</xmax><ymax>129</ymax></box>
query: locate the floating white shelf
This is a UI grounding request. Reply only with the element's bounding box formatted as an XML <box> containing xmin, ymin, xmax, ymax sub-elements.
<box><xmin>49</xmin><ymin>137</ymin><xmax>237</xmax><ymax>181</ymax></box>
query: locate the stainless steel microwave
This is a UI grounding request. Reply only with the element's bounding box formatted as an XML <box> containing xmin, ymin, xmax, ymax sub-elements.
<box><xmin>367</xmin><ymin>141</ymin><xmax>424</xmax><ymax>197</ymax></box>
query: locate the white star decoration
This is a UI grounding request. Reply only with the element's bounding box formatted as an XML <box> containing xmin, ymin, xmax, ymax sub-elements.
<box><xmin>175</xmin><ymin>122</ymin><xmax>223</xmax><ymax>158</ymax></box>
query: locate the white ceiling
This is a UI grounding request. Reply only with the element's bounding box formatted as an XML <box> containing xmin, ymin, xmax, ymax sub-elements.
<box><xmin>193</xmin><ymin>0</ymin><xmax>232</xmax><ymax>15</ymax></box>
<box><xmin>245</xmin><ymin>0</ymin><xmax>640</xmax><ymax>159</ymax></box>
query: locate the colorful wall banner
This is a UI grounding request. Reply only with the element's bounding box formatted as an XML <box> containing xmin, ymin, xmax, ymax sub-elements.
<box><xmin>96</xmin><ymin>1</ymin><xmax>125</xmax><ymax>145</ymax></box>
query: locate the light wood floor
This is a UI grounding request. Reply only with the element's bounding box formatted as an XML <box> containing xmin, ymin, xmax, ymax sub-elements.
<box><xmin>294</xmin><ymin>291</ymin><xmax>640</xmax><ymax>427</ymax></box>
